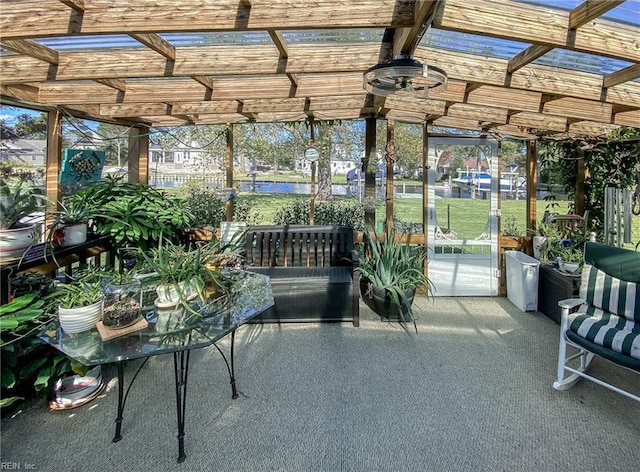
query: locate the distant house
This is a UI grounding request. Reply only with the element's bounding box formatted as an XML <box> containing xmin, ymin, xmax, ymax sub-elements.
<box><xmin>0</xmin><ymin>139</ymin><xmax>47</xmax><ymax>167</ymax></box>
<box><xmin>295</xmin><ymin>157</ymin><xmax>357</xmax><ymax>176</ymax></box>
<box><xmin>149</xmin><ymin>141</ymin><xmax>219</xmax><ymax>172</ymax></box>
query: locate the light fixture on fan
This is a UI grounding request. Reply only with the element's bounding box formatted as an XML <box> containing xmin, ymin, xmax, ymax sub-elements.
<box><xmin>363</xmin><ymin>54</ymin><xmax>447</xmax><ymax>97</ymax></box>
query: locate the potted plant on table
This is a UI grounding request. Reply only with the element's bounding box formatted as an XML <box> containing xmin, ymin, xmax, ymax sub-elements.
<box><xmin>356</xmin><ymin>227</ymin><xmax>435</xmax><ymax>332</ymax></box>
<box><xmin>46</xmin><ymin>197</ymin><xmax>93</xmax><ymax>247</ymax></box>
<box><xmin>46</xmin><ymin>277</ymin><xmax>104</xmax><ymax>335</ymax></box>
<box><xmin>101</xmin><ymin>270</ymin><xmax>142</xmax><ymax>329</ymax></box>
<box><xmin>0</xmin><ymin>178</ymin><xmax>45</xmax><ymax>261</ymax></box>
<box><xmin>138</xmin><ymin>237</ymin><xmax>226</xmax><ymax>312</ymax></box>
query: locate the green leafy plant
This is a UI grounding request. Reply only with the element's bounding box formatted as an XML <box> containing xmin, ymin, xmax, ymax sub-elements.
<box><xmin>1</xmin><ymin>294</ymin><xmax>84</xmax><ymax>410</ymax></box>
<box><xmin>137</xmin><ymin>237</ymin><xmax>225</xmax><ymax>313</ymax></box>
<box><xmin>76</xmin><ymin>175</ymin><xmax>195</xmax><ymax>251</ymax></box>
<box><xmin>48</xmin><ymin>196</ymin><xmax>93</xmax><ymax>227</ymax></box>
<box><xmin>46</xmin><ymin>279</ymin><xmax>103</xmax><ymax>310</ymax></box>
<box><xmin>273</xmin><ymin>198</ymin><xmax>365</xmax><ymax>230</ymax></box>
<box><xmin>356</xmin><ymin>227</ymin><xmax>434</xmax><ymax>332</ymax></box>
<box><xmin>0</xmin><ymin>178</ymin><xmax>44</xmax><ymax>230</ymax></box>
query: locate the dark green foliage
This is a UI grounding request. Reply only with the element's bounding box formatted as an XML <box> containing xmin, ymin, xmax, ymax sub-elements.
<box><xmin>182</xmin><ymin>187</ymin><xmax>226</xmax><ymax>228</ymax></box>
<box><xmin>77</xmin><ymin>175</ymin><xmax>196</xmax><ymax>250</ymax></box>
<box><xmin>1</xmin><ymin>293</ymin><xmax>83</xmax><ymax>411</ymax></box>
<box><xmin>272</xmin><ymin>198</ymin><xmax>365</xmax><ymax>230</ymax></box>
<box><xmin>540</xmin><ymin>127</ymin><xmax>639</xmax><ymax>234</ymax></box>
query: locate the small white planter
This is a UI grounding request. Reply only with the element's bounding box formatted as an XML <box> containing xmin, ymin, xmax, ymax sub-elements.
<box><xmin>155</xmin><ymin>281</ymin><xmax>198</xmax><ymax>308</ymax></box>
<box><xmin>58</xmin><ymin>299</ymin><xmax>103</xmax><ymax>334</ymax></box>
<box><xmin>54</xmin><ymin>223</ymin><xmax>88</xmax><ymax>247</ymax></box>
<box><xmin>0</xmin><ymin>224</ymin><xmax>38</xmax><ymax>261</ymax></box>
<box><xmin>532</xmin><ymin>235</ymin><xmax>547</xmax><ymax>260</ymax></box>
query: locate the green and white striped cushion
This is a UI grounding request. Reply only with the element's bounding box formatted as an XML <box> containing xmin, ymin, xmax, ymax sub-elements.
<box><xmin>580</xmin><ymin>264</ymin><xmax>640</xmax><ymax>323</ymax></box>
<box><xmin>569</xmin><ymin>305</ymin><xmax>640</xmax><ymax>361</ymax></box>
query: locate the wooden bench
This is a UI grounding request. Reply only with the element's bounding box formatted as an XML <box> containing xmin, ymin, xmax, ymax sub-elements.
<box><xmin>553</xmin><ymin>241</ymin><xmax>639</xmax><ymax>402</ymax></box>
<box><xmin>244</xmin><ymin>225</ymin><xmax>359</xmax><ymax>326</ymax></box>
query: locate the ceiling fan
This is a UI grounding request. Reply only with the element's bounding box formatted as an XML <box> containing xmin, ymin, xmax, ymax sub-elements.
<box><xmin>363</xmin><ymin>54</ymin><xmax>447</xmax><ymax>97</ymax></box>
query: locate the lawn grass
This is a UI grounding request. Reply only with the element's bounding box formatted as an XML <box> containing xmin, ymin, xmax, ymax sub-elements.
<box><xmin>190</xmin><ymin>185</ymin><xmax>639</xmax><ymax>249</ymax></box>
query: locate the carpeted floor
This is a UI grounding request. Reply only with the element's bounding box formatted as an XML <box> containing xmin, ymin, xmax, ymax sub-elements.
<box><xmin>2</xmin><ymin>296</ymin><xmax>639</xmax><ymax>472</ymax></box>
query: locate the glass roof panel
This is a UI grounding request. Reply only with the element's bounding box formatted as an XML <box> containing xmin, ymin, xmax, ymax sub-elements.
<box><xmin>159</xmin><ymin>32</ymin><xmax>272</xmax><ymax>46</ymax></box>
<box><xmin>514</xmin><ymin>0</ymin><xmax>640</xmax><ymax>26</ymax></box>
<box><xmin>33</xmin><ymin>35</ymin><xmax>143</xmax><ymax>50</ymax></box>
<box><xmin>533</xmin><ymin>49</ymin><xmax>634</xmax><ymax>76</ymax></box>
<box><xmin>281</xmin><ymin>29</ymin><xmax>384</xmax><ymax>44</ymax></box>
<box><xmin>420</xmin><ymin>29</ymin><xmax>530</xmax><ymax>58</ymax></box>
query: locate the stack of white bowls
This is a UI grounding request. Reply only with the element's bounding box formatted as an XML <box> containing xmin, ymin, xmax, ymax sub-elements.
<box><xmin>58</xmin><ymin>299</ymin><xmax>103</xmax><ymax>334</ymax></box>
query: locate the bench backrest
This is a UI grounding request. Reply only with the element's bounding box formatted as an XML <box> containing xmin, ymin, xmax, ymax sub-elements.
<box><xmin>580</xmin><ymin>242</ymin><xmax>640</xmax><ymax>322</ymax></box>
<box><xmin>245</xmin><ymin>225</ymin><xmax>354</xmax><ymax>268</ymax></box>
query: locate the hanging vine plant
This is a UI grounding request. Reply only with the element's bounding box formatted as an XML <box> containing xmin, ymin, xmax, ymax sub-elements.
<box><xmin>539</xmin><ymin>126</ymin><xmax>640</xmax><ymax>234</ymax></box>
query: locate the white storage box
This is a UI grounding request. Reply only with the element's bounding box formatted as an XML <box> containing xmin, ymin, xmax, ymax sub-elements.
<box><xmin>505</xmin><ymin>250</ymin><xmax>540</xmax><ymax>312</ymax></box>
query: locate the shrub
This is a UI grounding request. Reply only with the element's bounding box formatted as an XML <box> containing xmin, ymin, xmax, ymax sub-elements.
<box><xmin>273</xmin><ymin>198</ymin><xmax>364</xmax><ymax>230</ymax></box>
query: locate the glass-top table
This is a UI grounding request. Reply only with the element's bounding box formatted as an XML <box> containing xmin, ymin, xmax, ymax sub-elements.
<box><xmin>39</xmin><ymin>270</ymin><xmax>274</xmax><ymax>463</ymax></box>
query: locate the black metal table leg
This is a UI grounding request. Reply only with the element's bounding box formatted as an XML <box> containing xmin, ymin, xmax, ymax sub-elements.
<box><xmin>112</xmin><ymin>358</ymin><xmax>150</xmax><ymax>443</ymax></box>
<box><xmin>113</xmin><ymin>363</ymin><xmax>125</xmax><ymax>442</ymax></box>
<box><xmin>212</xmin><ymin>329</ymin><xmax>238</xmax><ymax>399</ymax></box>
<box><xmin>173</xmin><ymin>350</ymin><xmax>191</xmax><ymax>463</ymax></box>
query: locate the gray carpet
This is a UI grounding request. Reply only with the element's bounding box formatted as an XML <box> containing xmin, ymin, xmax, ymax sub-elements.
<box><xmin>2</xmin><ymin>297</ymin><xmax>639</xmax><ymax>472</ymax></box>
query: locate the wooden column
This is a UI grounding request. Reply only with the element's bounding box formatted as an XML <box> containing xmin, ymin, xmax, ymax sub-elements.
<box><xmin>385</xmin><ymin>120</ymin><xmax>395</xmax><ymax>235</ymax></box>
<box><xmin>526</xmin><ymin>139</ymin><xmax>538</xmax><ymax>231</ymax></box>
<box><xmin>128</xmin><ymin>125</ymin><xmax>149</xmax><ymax>185</ymax></box>
<box><xmin>45</xmin><ymin>109</ymin><xmax>63</xmax><ymax>233</ymax></box>
<box><xmin>225</xmin><ymin>124</ymin><xmax>234</xmax><ymax>221</ymax></box>
<box><xmin>364</xmin><ymin>117</ymin><xmax>377</xmax><ymax>231</ymax></box>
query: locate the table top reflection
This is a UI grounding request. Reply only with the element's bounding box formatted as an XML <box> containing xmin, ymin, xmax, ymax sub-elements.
<box><xmin>39</xmin><ymin>270</ymin><xmax>274</xmax><ymax>366</ymax></box>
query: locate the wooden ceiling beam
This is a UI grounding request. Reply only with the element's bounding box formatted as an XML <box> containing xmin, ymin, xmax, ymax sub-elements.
<box><xmin>507</xmin><ymin>45</ymin><xmax>552</xmax><ymax>74</ymax></box>
<box><xmin>0</xmin><ymin>44</ymin><xmax>381</xmax><ymax>84</ymax></box>
<box><xmin>58</xmin><ymin>0</ymin><xmax>84</xmax><ymax>11</ymax></box>
<box><xmin>603</xmin><ymin>63</ymin><xmax>640</xmax><ymax>89</ymax></box>
<box><xmin>268</xmin><ymin>29</ymin><xmax>299</xmax><ymax>88</ymax></box>
<box><xmin>0</xmin><ymin>39</ymin><xmax>59</xmax><ymax>64</ymax></box>
<box><xmin>392</xmin><ymin>0</ymin><xmax>440</xmax><ymax>57</ymax></box>
<box><xmin>95</xmin><ymin>78</ymin><xmax>126</xmax><ymax>92</ymax></box>
<box><xmin>191</xmin><ymin>76</ymin><xmax>215</xmax><ymax>90</ymax></box>
<box><xmin>436</xmin><ymin>0</ymin><xmax>639</xmax><ymax>62</ymax></box>
<box><xmin>569</xmin><ymin>0</ymin><xmax>625</xmax><ymax>30</ymax></box>
<box><xmin>129</xmin><ymin>33</ymin><xmax>176</xmax><ymax>61</ymax></box>
<box><xmin>0</xmin><ymin>1</ymin><xmax>415</xmax><ymax>39</ymax></box>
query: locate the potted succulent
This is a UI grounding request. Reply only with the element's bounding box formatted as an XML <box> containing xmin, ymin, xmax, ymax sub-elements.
<box><xmin>528</xmin><ymin>221</ymin><xmax>559</xmax><ymax>260</ymax></box>
<box><xmin>356</xmin><ymin>227</ymin><xmax>434</xmax><ymax>332</ymax></box>
<box><xmin>138</xmin><ymin>237</ymin><xmax>225</xmax><ymax>312</ymax></box>
<box><xmin>554</xmin><ymin>245</ymin><xmax>584</xmax><ymax>274</ymax></box>
<box><xmin>46</xmin><ymin>278</ymin><xmax>104</xmax><ymax>335</ymax></box>
<box><xmin>0</xmin><ymin>178</ymin><xmax>45</xmax><ymax>261</ymax></box>
<box><xmin>47</xmin><ymin>197</ymin><xmax>93</xmax><ymax>247</ymax></box>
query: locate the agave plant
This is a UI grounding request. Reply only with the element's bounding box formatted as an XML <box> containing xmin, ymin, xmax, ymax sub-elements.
<box><xmin>356</xmin><ymin>227</ymin><xmax>434</xmax><ymax>332</ymax></box>
<box><xmin>0</xmin><ymin>178</ymin><xmax>44</xmax><ymax>230</ymax></box>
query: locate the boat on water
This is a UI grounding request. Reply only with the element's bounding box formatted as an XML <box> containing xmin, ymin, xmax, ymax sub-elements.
<box><xmin>451</xmin><ymin>167</ymin><xmax>526</xmax><ymax>195</ymax></box>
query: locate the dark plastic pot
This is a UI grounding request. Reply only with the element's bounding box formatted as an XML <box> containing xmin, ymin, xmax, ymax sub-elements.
<box><xmin>359</xmin><ymin>278</ymin><xmax>415</xmax><ymax>321</ymax></box>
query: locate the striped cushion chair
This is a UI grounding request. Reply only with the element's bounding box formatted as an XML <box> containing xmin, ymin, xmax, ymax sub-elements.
<box><xmin>553</xmin><ymin>242</ymin><xmax>640</xmax><ymax>402</ymax></box>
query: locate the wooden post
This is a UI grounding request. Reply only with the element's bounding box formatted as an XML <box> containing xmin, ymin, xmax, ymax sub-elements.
<box><xmin>128</xmin><ymin>125</ymin><xmax>149</xmax><ymax>185</ymax></box>
<box><xmin>225</xmin><ymin>124</ymin><xmax>234</xmax><ymax>221</ymax></box>
<box><xmin>364</xmin><ymin>117</ymin><xmax>377</xmax><ymax>231</ymax></box>
<box><xmin>526</xmin><ymin>139</ymin><xmax>538</xmax><ymax>232</ymax></box>
<box><xmin>45</xmin><ymin>109</ymin><xmax>63</xmax><ymax>234</ymax></box>
<box><xmin>385</xmin><ymin>120</ymin><xmax>395</xmax><ymax>236</ymax></box>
